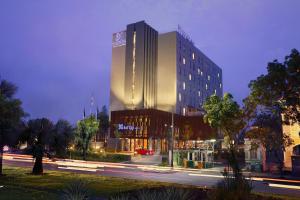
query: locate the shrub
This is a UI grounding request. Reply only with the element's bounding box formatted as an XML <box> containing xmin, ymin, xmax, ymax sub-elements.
<box><xmin>62</xmin><ymin>179</ymin><xmax>89</xmax><ymax>200</ymax></box>
<box><xmin>209</xmin><ymin>169</ymin><xmax>252</xmax><ymax>200</ymax></box>
<box><xmin>110</xmin><ymin>187</ymin><xmax>197</xmax><ymax>200</ymax></box>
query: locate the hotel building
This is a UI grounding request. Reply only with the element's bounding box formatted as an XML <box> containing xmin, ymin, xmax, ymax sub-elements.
<box><xmin>109</xmin><ymin>21</ymin><xmax>222</xmax><ymax>153</ymax></box>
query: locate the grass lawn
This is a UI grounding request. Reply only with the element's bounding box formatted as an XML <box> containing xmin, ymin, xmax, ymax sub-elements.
<box><xmin>0</xmin><ymin>166</ymin><xmax>298</xmax><ymax>200</ymax></box>
<box><xmin>0</xmin><ymin>166</ymin><xmax>173</xmax><ymax>200</ymax></box>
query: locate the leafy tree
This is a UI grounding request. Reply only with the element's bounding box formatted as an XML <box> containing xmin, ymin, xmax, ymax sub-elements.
<box><xmin>113</xmin><ymin>125</ymin><xmax>121</xmax><ymax>153</ymax></box>
<box><xmin>203</xmin><ymin>93</ymin><xmax>245</xmax><ymax>177</ymax></box>
<box><xmin>245</xmin><ymin>49</ymin><xmax>299</xmax><ymax>174</ymax></box>
<box><xmin>21</xmin><ymin>118</ymin><xmax>54</xmax><ymax>175</ymax></box>
<box><xmin>246</xmin><ymin>112</ymin><xmax>293</xmax><ymax>175</ymax></box>
<box><xmin>97</xmin><ymin>105</ymin><xmax>109</xmax><ymax>140</ymax></box>
<box><xmin>75</xmin><ymin>115</ymin><xmax>99</xmax><ymax>160</ymax></box>
<box><xmin>203</xmin><ymin>93</ymin><xmax>252</xmax><ymax>199</ymax></box>
<box><xmin>50</xmin><ymin>119</ymin><xmax>74</xmax><ymax>157</ymax></box>
<box><xmin>248</xmin><ymin>49</ymin><xmax>300</xmax><ymax>124</ymax></box>
<box><xmin>0</xmin><ymin>79</ymin><xmax>25</xmax><ymax>175</ymax></box>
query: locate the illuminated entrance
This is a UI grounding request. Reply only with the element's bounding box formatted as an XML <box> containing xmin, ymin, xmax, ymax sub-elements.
<box><xmin>109</xmin><ymin>109</ymin><xmax>214</xmax><ymax>153</ymax></box>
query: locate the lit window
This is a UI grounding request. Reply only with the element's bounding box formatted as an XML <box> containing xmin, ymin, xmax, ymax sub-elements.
<box><xmin>220</xmin><ymin>83</ymin><xmax>222</xmax><ymax>88</ymax></box>
<box><xmin>183</xmin><ymin>82</ymin><xmax>186</xmax><ymax>90</ymax></box>
<box><xmin>179</xmin><ymin>93</ymin><xmax>181</xmax><ymax>102</ymax></box>
<box><xmin>197</xmin><ymin>68</ymin><xmax>200</xmax><ymax>75</ymax></box>
<box><xmin>183</xmin><ymin>57</ymin><xmax>186</xmax><ymax>65</ymax></box>
<box><xmin>206</xmin><ymin>84</ymin><xmax>208</xmax><ymax>90</ymax></box>
<box><xmin>214</xmin><ymin>89</ymin><xmax>217</xmax><ymax>94</ymax></box>
<box><xmin>189</xmin><ymin>74</ymin><xmax>192</xmax><ymax>80</ymax></box>
<box><xmin>218</xmin><ymin>73</ymin><xmax>220</xmax><ymax>78</ymax></box>
<box><xmin>208</xmin><ymin>75</ymin><xmax>210</xmax><ymax>81</ymax></box>
<box><xmin>198</xmin><ymin>91</ymin><xmax>201</xmax><ymax>96</ymax></box>
<box><xmin>192</xmin><ymin>53</ymin><xmax>195</xmax><ymax>60</ymax></box>
<box><xmin>183</xmin><ymin>107</ymin><xmax>186</xmax><ymax>116</ymax></box>
<box><xmin>201</xmin><ymin>71</ymin><xmax>203</xmax><ymax>76</ymax></box>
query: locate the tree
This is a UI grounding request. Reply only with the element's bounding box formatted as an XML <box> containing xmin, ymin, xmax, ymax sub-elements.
<box><xmin>21</xmin><ymin>118</ymin><xmax>53</xmax><ymax>175</ymax></box>
<box><xmin>75</xmin><ymin>115</ymin><xmax>99</xmax><ymax>160</ymax></box>
<box><xmin>0</xmin><ymin>79</ymin><xmax>25</xmax><ymax>175</ymax></box>
<box><xmin>97</xmin><ymin>105</ymin><xmax>109</xmax><ymax>141</ymax></box>
<box><xmin>245</xmin><ymin>49</ymin><xmax>299</xmax><ymax>175</ymax></box>
<box><xmin>203</xmin><ymin>93</ymin><xmax>245</xmax><ymax>177</ymax></box>
<box><xmin>50</xmin><ymin>119</ymin><xmax>74</xmax><ymax>157</ymax></box>
<box><xmin>203</xmin><ymin>93</ymin><xmax>252</xmax><ymax>199</ymax></box>
<box><xmin>248</xmin><ymin>49</ymin><xmax>300</xmax><ymax>124</ymax></box>
<box><xmin>113</xmin><ymin>124</ymin><xmax>121</xmax><ymax>152</ymax></box>
<box><xmin>246</xmin><ymin>112</ymin><xmax>293</xmax><ymax>175</ymax></box>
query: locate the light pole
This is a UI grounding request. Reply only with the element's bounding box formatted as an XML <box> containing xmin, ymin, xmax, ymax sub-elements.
<box><xmin>167</xmin><ymin>111</ymin><xmax>174</xmax><ymax>167</ymax></box>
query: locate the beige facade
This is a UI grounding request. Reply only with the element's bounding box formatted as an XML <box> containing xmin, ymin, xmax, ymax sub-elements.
<box><xmin>283</xmin><ymin>123</ymin><xmax>300</xmax><ymax>169</ymax></box>
<box><xmin>110</xmin><ymin>22</ymin><xmax>222</xmax><ymax>117</ymax></box>
<box><xmin>157</xmin><ymin>32</ymin><xmax>177</xmax><ymax>113</ymax></box>
<box><xmin>110</xmin><ymin>37</ymin><xmax>126</xmax><ymax>112</ymax></box>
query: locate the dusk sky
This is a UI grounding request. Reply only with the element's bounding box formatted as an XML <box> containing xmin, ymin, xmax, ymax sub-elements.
<box><xmin>1</xmin><ymin>0</ymin><xmax>299</xmax><ymax>123</ymax></box>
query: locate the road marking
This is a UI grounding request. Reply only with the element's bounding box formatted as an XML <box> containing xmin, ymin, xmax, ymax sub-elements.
<box><xmin>58</xmin><ymin>166</ymin><xmax>103</xmax><ymax>172</ymax></box>
<box><xmin>188</xmin><ymin>173</ymin><xmax>223</xmax><ymax>178</ymax></box>
<box><xmin>268</xmin><ymin>183</ymin><xmax>300</xmax><ymax>190</ymax></box>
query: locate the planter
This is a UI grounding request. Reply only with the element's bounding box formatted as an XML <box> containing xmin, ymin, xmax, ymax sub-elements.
<box><xmin>197</xmin><ymin>162</ymin><xmax>204</xmax><ymax>169</ymax></box>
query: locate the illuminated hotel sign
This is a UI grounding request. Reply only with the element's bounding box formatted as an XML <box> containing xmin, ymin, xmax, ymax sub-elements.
<box><xmin>118</xmin><ymin>124</ymin><xmax>139</xmax><ymax>131</ymax></box>
<box><xmin>112</xmin><ymin>31</ymin><xmax>126</xmax><ymax>48</ymax></box>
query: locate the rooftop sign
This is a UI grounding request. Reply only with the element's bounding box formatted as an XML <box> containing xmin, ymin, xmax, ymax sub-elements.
<box><xmin>112</xmin><ymin>31</ymin><xmax>126</xmax><ymax>48</ymax></box>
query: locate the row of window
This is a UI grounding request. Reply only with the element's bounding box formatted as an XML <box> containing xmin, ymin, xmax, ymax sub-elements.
<box><xmin>182</xmin><ymin>81</ymin><xmax>221</xmax><ymax>91</ymax></box>
<box><xmin>178</xmin><ymin>89</ymin><xmax>218</xmax><ymax>103</ymax></box>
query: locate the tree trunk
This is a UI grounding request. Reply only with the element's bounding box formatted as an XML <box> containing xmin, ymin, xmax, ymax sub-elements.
<box><xmin>32</xmin><ymin>155</ymin><xmax>43</xmax><ymax>175</ymax></box>
<box><xmin>83</xmin><ymin>147</ymin><xmax>86</xmax><ymax>160</ymax></box>
<box><xmin>83</xmin><ymin>140</ymin><xmax>89</xmax><ymax>160</ymax></box>
<box><xmin>274</xmin><ymin>149</ymin><xmax>284</xmax><ymax>177</ymax></box>
<box><xmin>0</xmin><ymin>141</ymin><xmax>3</xmax><ymax>176</ymax></box>
<box><xmin>115</xmin><ymin>140</ymin><xmax>118</xmax><ymax>153</ymax></box>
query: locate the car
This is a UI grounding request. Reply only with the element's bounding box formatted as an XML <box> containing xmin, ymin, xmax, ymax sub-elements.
<box><xmin>134</xmin><ymin>148</ymin><xmax>154</xmax><ymax>155</ymax></box>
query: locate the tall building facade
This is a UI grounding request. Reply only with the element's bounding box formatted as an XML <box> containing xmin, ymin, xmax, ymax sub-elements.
<box><xmin>157</xmin><ymin>31</ymin><xmax>222</xmax><ymax>115</ymax></box>
<box><xmin>110</xmin><ymin>21</ymin><xmax>222</xmax><ymax>115</ymax></box>
<box><xmin>110</xmin><ymin>21</ymin><xmax>158</xmax><ymax>112</ymax></box>
<box><xmin>109</xmin><ymin>21</ymin><xmax>222</xmax><ymax>153</ymax></box>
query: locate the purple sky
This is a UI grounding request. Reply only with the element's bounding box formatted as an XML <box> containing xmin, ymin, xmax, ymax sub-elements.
<box><xmin>1</xmin><ymin>0</ymin><xmax>299</xmax><ymax>123</ymax></box>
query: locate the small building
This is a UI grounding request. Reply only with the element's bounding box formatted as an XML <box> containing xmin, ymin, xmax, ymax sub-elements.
<box><xmin>283</xmin><ymin>123</ymin><xmax>300</xmax><ymax>172</ymax></box>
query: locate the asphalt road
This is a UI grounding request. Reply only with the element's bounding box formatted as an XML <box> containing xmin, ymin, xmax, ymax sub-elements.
<box><xmin>3</xmin><ymin>154</ymin><xmax>300</xmax><ymax>198</ymax></box>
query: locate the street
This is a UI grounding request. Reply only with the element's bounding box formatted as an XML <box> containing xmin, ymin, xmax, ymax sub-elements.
<box><xmin>2</xmin><ymin>153</ymin><xmax>300</xmax><ymax>198</ymax></box>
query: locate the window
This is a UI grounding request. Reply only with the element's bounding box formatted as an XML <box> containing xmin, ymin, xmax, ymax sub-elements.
<box><xmin>197</xmin><ymin>68</ymin><xmax>200</xmax><ymax>75</ymax></box>
<box><xmin>214</xmin><ymin>89</ymin><xmax>217</xmax><ymax>94</ymax></box>
<box><xmin>218</xmin><ymin>73</ymin><xmax>220</xmax><ymax>78</ymax></box>
<box><xmin>183</xmin><ymin>57</ymin><xmax>186</xmax><ymax>65</ymax></box>
<box><xmin>189</xmin><ymin>74</ymin><xmax>192</xmax><ymax>80</ymax></box>
<box><xmin>250</xmin><ymin>149</ymin><xmax>257</xmax><ymax>160</ymax></box>
<box><xmin>183</xmin><ymin>107</ymin><xmax>186</xmax><ymax>116</ymax></box>
<box><xmin>183</xmin><ymin>82</ymin><xmax>186</xmax><ymax>90</ymax></box>
<box><xmin>179</xmin><ymin>93</ymin><xmax>182</xmax><ymax>102</ymax></box>
<box><xmin>198</xmin><ymin>91</ymin><xmax>201</xmax><ymax>96</ymax></box>
<box><xmin>206</xmin><ymin>84</ymin><xmax>208</xmax><ymax>90</ymax></box>
<box><xmin>220</xmin><ymin>83</ymin><xmax>222</xmax><ymax>88</ymax></box>
<box><xmin>201</xmin><ymin>71</ymin><xmax>203</xmax><ymax>76</ymax></box>
<box><xmin>192</xmin><ymin>53</ymin><xmax>195</xmax><ymax>60</ymax></box>
<box><xmin>208</xmin><ymin>75</ymin><xmax>210</xmax><ymax>81</ymax></box>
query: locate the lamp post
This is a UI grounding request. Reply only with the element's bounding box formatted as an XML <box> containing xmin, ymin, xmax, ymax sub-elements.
<box><xmin>166</xmin><ymin>111</ymin><xmax>174</xmax><ymax>167</ymax></box>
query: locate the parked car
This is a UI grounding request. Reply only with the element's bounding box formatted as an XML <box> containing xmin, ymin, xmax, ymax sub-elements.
<box><xmin>134</xmin><ymin>148</ymin><xmax>154</xmax><ymax>155</ymax></box>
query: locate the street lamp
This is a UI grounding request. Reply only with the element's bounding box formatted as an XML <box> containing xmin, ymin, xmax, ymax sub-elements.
<box><xmin>69</xmin><ymin>145</ymin><xmax>74</xmax><ymax>160</ymax></box>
